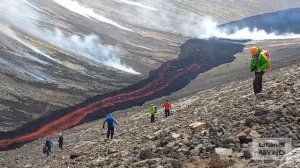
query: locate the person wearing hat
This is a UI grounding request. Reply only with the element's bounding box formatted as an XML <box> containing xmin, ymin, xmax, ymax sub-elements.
<box><xmin>249</xmin><ymin>46</ymin><xmax>270</xmax><ymax>94</ymax></box>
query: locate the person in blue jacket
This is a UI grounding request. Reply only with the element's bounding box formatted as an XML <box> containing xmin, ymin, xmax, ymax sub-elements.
<box><xmin>103</xmin><ymin>113</ymin><xmax>118</xmax><ymax>139</ymax></box>
<box><xmin>45</xmin><ymin>138</ymin><xmax>53</xmax><ymax>156</ymax></box>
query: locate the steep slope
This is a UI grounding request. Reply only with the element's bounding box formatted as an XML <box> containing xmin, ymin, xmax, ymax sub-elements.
<box><xmin>1</xmin><ymin>0</ymin><xmax>300</xmax><ymax>131</ymax></box>
<box><xmin>0</xmin><ymin>60</ymin><xmax>298</xmax><ymax>168</ymax></box>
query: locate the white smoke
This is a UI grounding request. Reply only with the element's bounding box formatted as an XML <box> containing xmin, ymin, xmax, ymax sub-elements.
<box><xmin>40</xmin><ymin>29</ymin><xmax>139</xmax><ymax>74</ymax></box>
<box><xmin>51</xmin><ymin>0</ymin><xmax>132</xmax><ymax>32</ymax></box>
<box><xmin>168</xmin><ymin>14</ymin><xmax>300</xmax><ymax>40</ymax></box>
<box><xmin>23</xmin><ymin>0</ymin><xmax>50</xmax><ymax>15</ymax></box>
<box><xmin>179</xmin><ymin>17</ymin><xmax>300</xmax><ymax>40</ymax></box>
<box><xmin>0</xmin><ymin>0</ymin><xmax>139</xmax><ymax>74</ymax></box>
<box><xmin>0</xmin><ymin>24</ymin><xmax>56</xmax><ymax>62</ymax></box>
<box><xmin>121</xmin><ymin>0</ymin><xmax>300</xmax><ymax>41</ymax></box>
<box><xmin>114</xmin><ymin>0</ymin><xmax>158</xmax><ymax>11</ymax></box>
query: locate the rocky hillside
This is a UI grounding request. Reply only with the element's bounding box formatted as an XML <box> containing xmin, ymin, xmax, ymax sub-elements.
<box><xmin>2</xmin><ymin>0</ymin><xmax>300</xmax><ymax>131</ymax></box>
<box><xmin>0</xmin><ymin>59</ymin><xmax>299</xmax><ymax>167</ymax></box>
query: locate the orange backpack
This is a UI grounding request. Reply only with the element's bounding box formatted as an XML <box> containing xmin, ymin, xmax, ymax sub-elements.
<box><xmin>262</xmin><ymin>50</ymin><xmax>272</xmax><ymax>70</ymax></box>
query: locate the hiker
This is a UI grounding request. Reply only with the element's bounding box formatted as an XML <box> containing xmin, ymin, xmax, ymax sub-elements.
<box><xmin>103</xmin><ymin>113</ymin><xmax>118</xmax><ymax>139</ymax></box>
<box><xmin>58</xmin><ymin>133</ymin><xmax>64</xmax><ymax>150</ymax></box>
<box><xmin>249</xmin><ymin>46</ymin><xmax>270</xmax><ymax>94</ymax></box>
<box><xmin>45</xmin><ymin>138</ymin><xmax>53</xmax><ymax>156</ymax></box>
<box><xmin>149</xmin><ymin>104</ymin><xmax>157</xmax><ymax>123</ymax></box>
<box><xmin>162</xmin><ymin>100</ymin><xmax>172</xmax><ymax>118</ymax></box>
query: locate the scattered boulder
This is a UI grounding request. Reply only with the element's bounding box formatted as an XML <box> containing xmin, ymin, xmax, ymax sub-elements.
<box><xmin>108</xmin><ymin>148</ymin><xmax>118</xmax><ymax>155</ymax></box>
<box><xmin>221</xmin><ymin>133</ymin><xmax>239</xmax><ymax>146</ymax></box>
<box><xmin>161</xmin><ymin>159</ymin><xmax>182</xmax><ymax>168</ymax></box>
<box><xmin>243</xmin><ymin>150</ymin><xmax>252</xmax><ymax>159</ymax></box>
<box><xmin>177</xmin><ymin>148</ymin><xmax>191</xmax><ymax>156</ymax></box>
<box><xmin>181</xmin><ymin>132</ymin><xmax>192</xmax><ymax>140</ymax></box>
<box><xmin>236</xmin><ymin>132</ymin><xmax>248</xmax><ymax>144</ymax></box>
<box><xmin>171</xmin><ymin>133</ymin><xmax>181</xmax><ymax>139</ymax></box>
<box><xmin>208</xmin><ymin>156</ymin><xmax>230</xmax><ymax>168</ymax></box>
<box><xmin>132</xmin><ymin>159</ymin><xmax>158</xmax><ymax>167</ymax></box>
<box><xmin>279</xmin><ymin>148</ymin><xmax>300</xmax><ymax>168</ymax></box>
<box><xmin>249</xmin><ymin>130</ymin><xmax>261</xmax><ymax>138</ymax></box>
<box><xmin>24</xmin><ymin>164</ymin><xmax>32</xmax><ymax>168</ymax></box>
<box><xmin>166</xmin><ymin>142</ymin><xmax>176</xmax><ymax>148</ymax></box>
<box><xmin>243</xmin><ymin>128</ymin><xmax>252</xmax><ymax>135</ymax></box>
<box><xmin>189</xmin><ymin>122</ymin><xmax>206</xmax><ymax>130</ymax></box>
<box><xmin>236</xmin><ymin>128</ymin><xmax>261</xmax><ymax>144</ymax></box>
<box><xmin>191</xmin><ymin>144</ymin><xmax>204</xmax><ymax>155</ymax></box>
<box><xmin>255</xmin><ymin>92</ymin><xmax>270</xmax><ymax>100</ymax></box>
<box><xmin>144</xmin><ymin>135</ymin><xmax>158</xmax><ymax>141</ymax></box>
<box><xmin>162</xmin><ymin>147</ymin><xmax>174</xmax><ymax>155</ymax></box>
<box><xmin>70</xmin><ymin>150</ymin><xmax>85</xmax><ymax>159</ymax></box>
<box><xmin>215</xmin><ymin>148</ymin><xmax>233</xmax><ymax>157</ymax></box>
<box><xmin>139</xmin><ymin>148</ymin><xmax>154</xmax><ymax>160</ymax></box>
<box><xmin>157</xmin><ymin>137</ymin><xmax>172</xmax><ymax>147</ymax></box>
<box><xmin>254</xmin><ymin>106</ymin><xmax>269</xmax><ymax>116</ymax></box>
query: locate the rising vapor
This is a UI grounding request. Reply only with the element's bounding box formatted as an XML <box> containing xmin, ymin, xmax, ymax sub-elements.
<box><xmin>51</xmin><ymin>0</ymin><xmax>133</xmax><ymax>31</ymax></box>
<box><xmin>42</xmin><ymin>29</ymin><xmax>140</xmax><ymax>74</ymax></box>
<box><xmin>183</xmin><ymin>17</ymin><xmax>300</xmax><ymax>40</ymax></box>
<box><xmin>0</xmin><ymin>24</ymin><xmax>56</xmax><ymax>62</ymax></box>
<box><xmin>0</xmin><ymin>0</ymin><xmax>139</xmax><ymax>74</ymax></box>
<box><xmin>114</xmin><ymin>0</ymin><xmax>158</xmax><ymax>11</ymax></box>
<box><xmin>121</xmin><ymin>1</ymin><xmax>300</xmax><ymax>40</ymax></box>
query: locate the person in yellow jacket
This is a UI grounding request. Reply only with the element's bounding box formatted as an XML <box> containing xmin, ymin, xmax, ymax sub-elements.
<box><xmin>249</xmin><ymin>46</ymin><xmax>270</xmax><ymax>94</ymax></box>
<box><xmin>149</xmin><ymin>104</ymin><xmax>157</xmax><ymax>123</ymax></box>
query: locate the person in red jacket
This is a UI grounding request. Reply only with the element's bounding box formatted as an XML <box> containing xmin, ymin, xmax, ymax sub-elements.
<box><xmin>162</xmin><ymin>100</ymin><xmax>172</xmax><ymax>118</ymax></box>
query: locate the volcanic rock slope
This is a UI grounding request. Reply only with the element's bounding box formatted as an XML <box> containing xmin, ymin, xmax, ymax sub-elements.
<box><xmin>0</xmin><ymin>60</ymin><xmax>299</xmax><ymax>167</ymax></box>
<box><xmin>1</xmin><ymin>0</ymin><xmax>300</xmax><ymax>131</ymax></box>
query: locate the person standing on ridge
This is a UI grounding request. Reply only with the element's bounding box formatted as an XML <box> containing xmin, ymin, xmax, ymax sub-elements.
<box><xmin>58</xmin><ymin>133</ymin><xmax>64</xmax><ymax>150</ymax></box>
<box><xmin>162</xmin><ymin>100</ymin><xmax>172</xmax><ymax>118</ymax></box>
<box><xmin>249</xmin><ymin>46</ymin><xmax>270</xmax><ymax>94</ymax></box>
<box><xmin>149</xmin><ymin>104</ymin><xmax>157</xmax><ymax>123</ymax></box>
<box><xmin>103</xmin><ymin>113</ymin><xmax>118</xmax><ymax>139</ymax></box>
<box><xmin>45</xmin><ymin>138</ymin><xmax>53</xmax><ymax>156</ymax></box>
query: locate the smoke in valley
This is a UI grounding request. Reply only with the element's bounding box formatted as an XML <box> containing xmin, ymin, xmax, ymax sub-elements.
<box><xmin>0</xmin><ymin>0</ymin><xmax>139</xmax><ymax>75</ymax></box>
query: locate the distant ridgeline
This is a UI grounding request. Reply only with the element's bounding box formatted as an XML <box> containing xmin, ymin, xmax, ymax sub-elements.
<box><xmin>219</xmin><ymin>8</ymin><xmax>300</xmax><ymax>34</ymax></box>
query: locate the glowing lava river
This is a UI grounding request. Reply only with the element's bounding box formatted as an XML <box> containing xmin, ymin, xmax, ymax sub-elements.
<box><xmin>0</xmin><ymin>38</ymin><xmax>245</xmax><ymax>150</ymax></box>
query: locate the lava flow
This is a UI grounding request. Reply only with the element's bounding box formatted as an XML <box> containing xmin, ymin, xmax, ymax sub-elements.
<box><xmin>0</xmin><ymin>38</ymin><xmax>245</xmax><ymax>150</ymax></box>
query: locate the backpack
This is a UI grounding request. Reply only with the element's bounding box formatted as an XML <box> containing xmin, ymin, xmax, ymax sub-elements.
<box><xmin>42</xmin><ymin>146</ymin><xmax>47</xmax><ymax>153</ymax></box>
<box><xmin>154</xmin><ymin>106</ymin><xmax>157</xmax><ymax>113</ymax></box>
<box><xmin>262</xmin><ymin>50</ymin><xmax>272</xmax><ymax>70</ymax></box>
<box><xmin>107</xmin><ymin>118</ymin><xmax>114</xmax><ymax>128</ymax></box>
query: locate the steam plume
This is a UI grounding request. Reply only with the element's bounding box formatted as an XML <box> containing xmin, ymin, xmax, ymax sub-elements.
<box><xmin>0</xmin><ymin>0</ymin><xmax>139</xmax><ymax>74</ymax></box>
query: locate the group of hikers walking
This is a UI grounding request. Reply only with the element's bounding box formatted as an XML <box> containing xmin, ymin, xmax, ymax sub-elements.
<box><xmin>101</xmin><ymin>45</ymin><xmax>270</xmax><ymax>142</ymax></box>
<box><xmin>43</xmin><ymin>133</ymin><xmax>63</xmax><ymax>156</ymax></box>
<box><xmin>102</xmin><ymin>99</ymin><xmax>172</xmax><ymax>140</ymax></box>
<box><xmin>149</xmin><ymin>100</ymin><xmax>172</xmax><ymax>123</ymax></box>
<box><xmin>43</xmin><ymin>100</ymin><xmax>172</xmax><ymax>156</ymax></box>
<box><xmin>42</xmin><ymin>45</ymin><xmax>270</xmax><ymax>156</ymax></box>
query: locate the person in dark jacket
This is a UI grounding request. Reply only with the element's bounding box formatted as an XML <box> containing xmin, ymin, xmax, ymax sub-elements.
<box><xmin>58</xmin><ymin>133</ymin><xmax>64</xmax><ymax>150</ymax></box>
<box><xmin>45</xmin><ymin>138</ymin><xmax>53</xmax><ymax>156</ymax></box>
<box><xmin>103</xmin><ymin>113</ymin><xmax>118</xmax><ymax>139</ymax></box>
